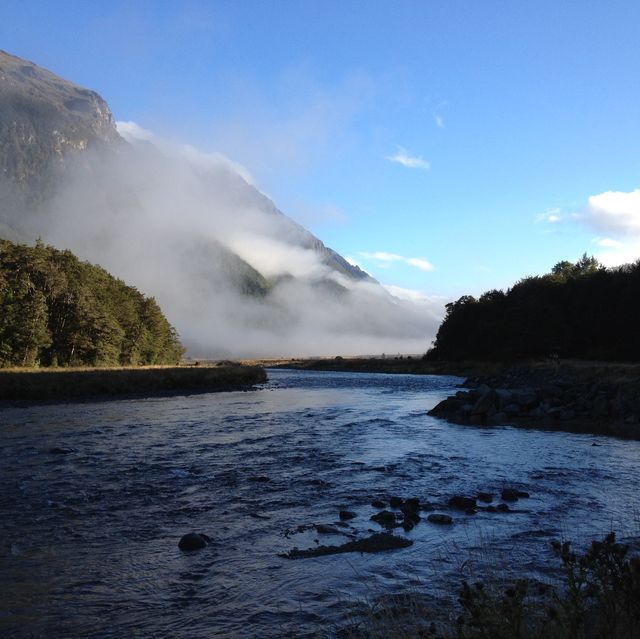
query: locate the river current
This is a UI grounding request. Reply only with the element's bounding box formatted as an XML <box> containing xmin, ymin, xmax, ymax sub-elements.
<box><xmin>1</xmin><ymin>369</ymin><xmax>639</xmax><ymax>638</ymax></box>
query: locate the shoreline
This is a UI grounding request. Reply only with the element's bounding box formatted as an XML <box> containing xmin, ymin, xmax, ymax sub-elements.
<box><xmin>428</xmin><ymin>360</ymin><xmax>640</xmax><ymax>440</ymax></box>
<box><xmin>255</xmin><ymin>356</ymin><xmax>640</xmax><ymax>440</ymax></box>
<box><xmin>0</xmin><ymin>364</ymin><xmax>267</xmax><ymax>403</ymax></box>
<box><xmin>252</xmin><ymin>356</ymin><xmax>489</xmax><ymax>377</ymax></box>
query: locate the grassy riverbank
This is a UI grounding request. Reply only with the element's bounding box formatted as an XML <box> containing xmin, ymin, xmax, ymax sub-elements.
<box><xmin>0</xmin><ymin>363</ymin><xmax>267</xmax><ymax>401</ymax></box>
<box><xmin>257</xmin><ymin>356</ymin><xmax>497</xmax><ymax>377</ymax></box>
<box><xmin>263</xmin><ymin>356</ymin><xmax>640</xmax><ymax>382</ymax></box>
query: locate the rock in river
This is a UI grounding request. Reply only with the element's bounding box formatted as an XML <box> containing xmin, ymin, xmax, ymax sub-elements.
<box><xmin>178</xmin><ymin>532</ymin><xmax>211</xmax><ymax>551</ymax></box>
<box><xmin>449</xmin><ymin>495</ymin><xmax>477</xmax><ymax>510</ymax></box>
<box><xmin>371</xmin><ymin>510</ymin><xmax>398</xmax><ymax>526</ymax></box>
<box><xmin>427</xmin><ymin>513</ymin><xmax>453</xmax><ymax>525</ymax></box>
<box><xmin>281</xmin><ymin>533</ymin><xmax>412</xmax><ymax>559</ymax></box>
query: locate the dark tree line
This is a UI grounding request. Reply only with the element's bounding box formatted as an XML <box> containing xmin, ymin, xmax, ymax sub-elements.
<box><xmin>0</xmin><ymin>239</ymin><xmax>184</xmax><ymax>367</ymax></box>
<box><xmin>426</xmin><ymin>254</ymin><xmax>640</xmax><ymax>362</ymax></box>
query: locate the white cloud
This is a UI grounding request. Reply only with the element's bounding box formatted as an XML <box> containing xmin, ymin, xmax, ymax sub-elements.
<box><xmin>435</xmin><ymin>115</ymin><xmax>444</xmax><ymax>129</ymax></box>
<box><xmin>406</xmin><ymin>257</ymin><xmax>435</xmax><ymax>272</ymax></box>
<box><xmin>359</xmin><ymin>251</ymin><xmax>435</xmax><ymax>272</ymax></box>
<box><xmin>536</xmin><ymin>208</ymin><xmax>562</xmax><ymax>224</ymax></box>
<box><xmin>593</xmin><ymin>237</ymin><xmax>623</xmax><ymax>248</ymax></box>
<box><xmin>594</xmin><ymin>238</ymin><xmax>640</xmax><ymax>267</ymax></box>
<box><xmin>386</xmin><ymin>146</ymin><xmax>431</xmax><ymax>171</ymax></box>
<box><xmin>582</xmin><ymin>189</ymin><xmax>640</xmax><ymax>235</ymax></box>
<box><xmin>360</xmin><ymin>251</ymin><xmax>404</xmax><ymax>262</ymax></box>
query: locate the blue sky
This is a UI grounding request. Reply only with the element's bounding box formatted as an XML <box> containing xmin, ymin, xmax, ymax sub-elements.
<box><xmin>3</xmin><ymin>1</ymin><xmax>640</xmax><ymax>302</ymax></box>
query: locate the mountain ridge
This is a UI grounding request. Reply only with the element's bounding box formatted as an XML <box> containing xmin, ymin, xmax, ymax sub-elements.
<box><xmin>0</xmin><ymin>50</ymin><xmax>371</xmax><ymax>287</ymax></box>
<box><xmin>0</xmin><ymin>50</ymin><xmax>438</xmax><ymax>357</ymax></box>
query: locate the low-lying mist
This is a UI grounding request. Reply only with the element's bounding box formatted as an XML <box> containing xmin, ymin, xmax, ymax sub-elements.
<box><xmin>6</xmin><ymin>124</ymin><xmax>444</xmax><ymax>358</ymax></box>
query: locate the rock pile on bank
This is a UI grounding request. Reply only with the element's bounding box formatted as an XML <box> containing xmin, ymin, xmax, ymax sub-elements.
<box><xmin>429</xmin><ymin>366</ymin><xmax>640</xmax><ymax>439</ymax></box>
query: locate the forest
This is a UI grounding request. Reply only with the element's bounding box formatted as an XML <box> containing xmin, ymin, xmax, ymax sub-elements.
<box><xmin>0</xmin><ymin>238</ymin><xmax>184</xmax><ymax>367</ymax></box>
<box><xmin>426</xmin><ymin>254</ymin><xmax>640</xmax><ymax>362</ymax></box>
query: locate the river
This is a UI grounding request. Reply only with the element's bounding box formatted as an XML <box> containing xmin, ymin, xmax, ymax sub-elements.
<box><xmin>1</xmin><ymin>368</ymin><xmax>639</xmax><ymax>637</ymax></box>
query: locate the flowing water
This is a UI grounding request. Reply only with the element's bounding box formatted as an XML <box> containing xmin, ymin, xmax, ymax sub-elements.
<box><xmin>1</xmin><ymin>369</ymin><xmax>639</xmax><ymax>638</ymax></box>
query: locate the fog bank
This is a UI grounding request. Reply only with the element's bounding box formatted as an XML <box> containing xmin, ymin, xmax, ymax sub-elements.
<box><xmin>5</xmin><ymin>124</ymin><xmax>444</xmax><ymax>358</ymax></box>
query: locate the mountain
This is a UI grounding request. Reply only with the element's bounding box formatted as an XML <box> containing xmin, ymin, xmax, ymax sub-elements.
<box><xmin>0</xmin><ymin>51</ymin><xmax>438</xmax><ymax>357</ymax></box>
<box><xmin>0</xmin><ymin>50</ymin><xmax>370</xmax><ymax>287</ymax></box>
<box><xmin>0</xmin><ymin>50</ymin><xmax>121</xmax><ymax>187</ymax></box>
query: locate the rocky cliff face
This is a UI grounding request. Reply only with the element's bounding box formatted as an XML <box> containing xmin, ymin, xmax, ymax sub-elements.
<box><xmin>0</xmin><ymin>50</ymin><xmax>122</xmax><ymax>186</ymax></box>
<box><xmin>0</xmin><ymin>50</ymin><xmax>371</xmax><ymax>285</ymax></box>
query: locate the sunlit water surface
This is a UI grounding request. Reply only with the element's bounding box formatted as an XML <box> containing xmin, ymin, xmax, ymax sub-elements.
<box><xmin>1</xmin><ymin>369</ymin><xmax>639</xmax><ymax>637</ymax></box>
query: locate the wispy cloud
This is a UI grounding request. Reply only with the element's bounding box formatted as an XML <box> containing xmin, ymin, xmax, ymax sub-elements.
<box><xmin>435</xmin><ymin>115</ymin><xmax>444</xmax><ymax>129</ymax></box>
<box><xmin>360</xmin><ymin>251</ymin><xmax>434</xmax><ymax>271</ymax></box>
<box><xmin>536</xmin><ymin>208</ymin><xmax>562</xmax><ymax>224</ymax></box>
<box><xmin>360</xmin><ymin>251</ymin><xmax>404</xmax><ymax>262</ymax></box>
<box><xmin>593</xmin><ymin>237</ymin><xmax>623</xmax><ymax>248</ymax></box>
<box><xmin>386</xmin><ymin>146</ymin><xmax>430</xmax><ymax>171</ymax></box>
<box><xmin>406</xmin><ymin>258</ymin><xmax>435</xmax><ymax>271</ymax></box>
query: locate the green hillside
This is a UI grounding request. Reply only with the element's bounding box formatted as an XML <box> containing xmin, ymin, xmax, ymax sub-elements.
<box><xmin>0</xmin><ymin>238</ymin><xmax>184</xmax><ymax>367</ymax></box>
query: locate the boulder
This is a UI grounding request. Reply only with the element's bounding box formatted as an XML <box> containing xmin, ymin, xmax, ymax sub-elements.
<box><xmin>371</xmin><ymin>510</ymin><xmax>398</xmax><ymax>526</ymax></box>
<box><xmin>449</xmin><ymin>496</ymin><xmax>477</xmax><ymax>510</ymax></box>
<box><xmin>315</xmin><ymin>524</ymin><xmax>343</xmax><ymax>535</ymax></box>
<box><xmin>339</xmin><ymin>510</ymin><xmax>357</xmax><ymax>521</ymax></box>
<box><xmin>477</xmin><ymin>492</ymin><xmax>493</xmax><ymax>503</ymax></box>
<box><xmin>178</xmin><ymin>532</ymin><xmax>210</xmax><ymax>551</ymax></box>
<box><xmin>371</xmin><ymin>499</ymin><xmax>386</xmax><ymax>509</ymax></box>
<box><xmin>471</xmin><ymin>389</ymin><xmax>497</xmax><ymax>416</ymax></box>
<box><xmin>503</xmin><ymin>403</ymin><xmax>521</xmax><ymax>417</ymax></box>
<box><xmin>389</xmin><ymin>496</ymin><xmax>404</xmax><ymax>508</ymax></box>
<box><xmin>281</xmin><ymin>533</ymin><xmax>412</xmax><ymax>559</ymax></box>
<box><xmin>514</xmin><ymin>390</ymin><xmax>538</xmax><ymax>409</ymax></box>
<box><xmin>488</xmin><ymin>411</ymin><xmax>507</xmax><ymax>426</ymax></box>
<box><xmin>591</xmin><ymin>393</ymin><xmax>610</xmax><ymax>419</ymax></box>
<box><xmin>400</xmin><ymin>500</ymin><xmax>420</xmax><ymax>516</ymax></box>
<box><xmin>496</xmin><ymin>389</ymin><xmax>514</xmax><ymax>408</ymax></box>
<box><xmin>501</xmin><ymin>488</ymin><xmax>519</xmax><ymax>501</ymax></box>
<box><xmin>47</xmin><ymin>446</ymin><xmax>74</xmax><ymax>455</ymax></box>
<box><xmin>427</xmin><ymin>513</ymin><xmax>453</xmax><ymax>525</ymax></box>
<box><xmin>501</xmin><ymin>488</ymin><xmax>529</xmax><ymax>501</ymax></box>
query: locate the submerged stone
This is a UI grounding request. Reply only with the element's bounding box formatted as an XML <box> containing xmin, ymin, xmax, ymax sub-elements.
<box><xmin>370</xmin><ymin>510</ymin><xmax>398</xmax><ymax>526</ymax></box>
<box><xmin>280</xmin><ymin>533</ymin><xmax>412</xmax><ymax>559</ymax></box>
<box><xmin>449</xmin><ymin>495</ymin><xmax>477</xmax><ymax>510</ymax></box>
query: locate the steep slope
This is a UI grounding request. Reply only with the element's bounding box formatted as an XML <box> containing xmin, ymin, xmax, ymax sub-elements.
<box><xmin>0</xmin><ymin>51</ymin><xmax>370</xmax><ymax>286</ymax></box>
<box><xmin>0</xmin><ymin>51</ymin><xmax>439</xmax><ymax>356</ymax></box>
<box><xmin>0</xmin><ymin>50</ymin><xmax>122</xmax><ymax>187</ymax></box>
